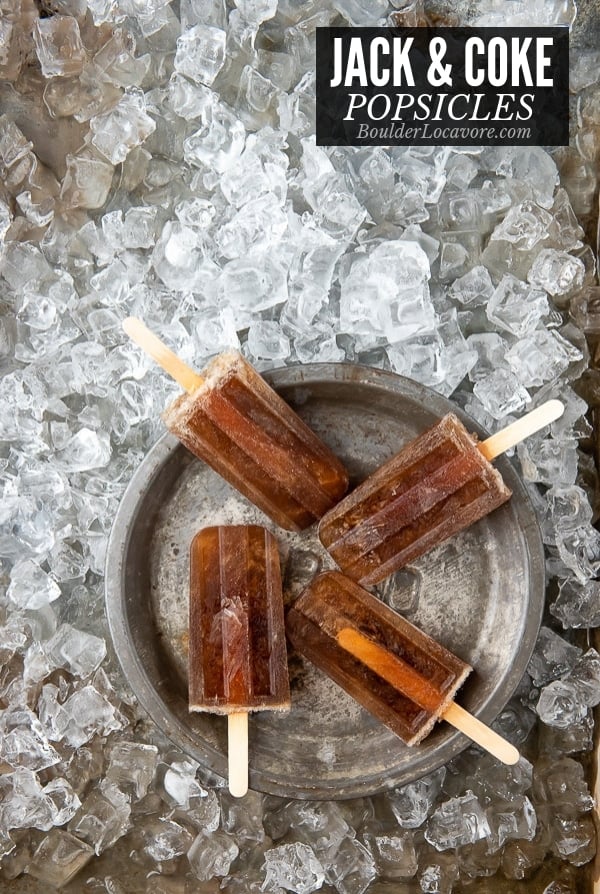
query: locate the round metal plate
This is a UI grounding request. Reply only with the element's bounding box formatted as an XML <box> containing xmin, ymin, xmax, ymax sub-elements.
<box><xmin>105</xmin><ymin>363</ymin><xmax>545</xmax><ymax>799</ymax></box>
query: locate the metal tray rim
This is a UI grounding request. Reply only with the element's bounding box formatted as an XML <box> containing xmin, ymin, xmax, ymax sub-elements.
<box><xmin>105</xmin><ymin>362</ymin><xmax>546</xmax><ymax>798</ymax></box>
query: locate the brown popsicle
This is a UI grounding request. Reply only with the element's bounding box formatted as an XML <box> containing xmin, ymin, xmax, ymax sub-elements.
<box><xmin>123</xmin><ymin>318</ymin><xmax>349</xmax><ymax>532</ymax></box>
<box><xmin>319</xmin><ymin>402</ymin><xmax>563</xmax><ymax>586</ymax></box>
<box><xmin>189</xmin><ymin>525</ymin><xmax>290</xmax><ymax>796</ymax></box>
<box><xmin>286</xmin><ymin>571</ymin><xmax>519</xmax><ymax>764</ymax></box>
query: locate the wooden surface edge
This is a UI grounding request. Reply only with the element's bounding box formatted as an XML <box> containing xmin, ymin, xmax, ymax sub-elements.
<box><xmin>592</xmin><ymin>627</ymin><xmax>600</xmax><ymax>893</ymax></box>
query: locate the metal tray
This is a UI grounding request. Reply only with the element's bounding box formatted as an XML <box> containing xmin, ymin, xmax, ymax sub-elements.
<box><xmin>105</xmin><ymin>363</ymin><xmax>545</xmax><ymax>799</ymax></box>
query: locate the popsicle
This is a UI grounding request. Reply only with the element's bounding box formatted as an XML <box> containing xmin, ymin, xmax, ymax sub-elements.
<box><xmin>122</xmin><ymin>317</ymin><xmax>349</xmax><ymax>531</ymax></box>
<box><xmin>319</xmin><ymin>401</ymin><xmax>563</xmax><ymax>585</ymax></box>
<box><xmin>189</xmin><ymin>524</ymin><xmax>290</xmax><ymax>797</ymax></box>
<box><xmin>286</xmin><ymin>571</ymin><xmax>519</xmax><ymax>763</ymax></box>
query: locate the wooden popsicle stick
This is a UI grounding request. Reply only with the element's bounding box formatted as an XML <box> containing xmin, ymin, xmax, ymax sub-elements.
<box><xmin>337</xmin><ymin>628</ymin><xmax>520</xmax><ymax>766</ymax></box>
<box><xmin>122</xmin><ymin>317</ymin><xmax>204</xmax><ymax>394</ymax></box>
<box><xmin>227</xmin><ymin>711</ymin><xmax>248</xmax><ymax>798</ymax></box>
<box><xmin>442</xmin><ymin>703</ymin><xmax>519</xmax><ymax>765</ymax></box>
<box><xmin>478</xmin><ymin>399</ymin><xmax>564</xmax><ymax>461</ymax></box>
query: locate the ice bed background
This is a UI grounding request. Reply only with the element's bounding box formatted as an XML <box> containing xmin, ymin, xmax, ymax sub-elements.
<box><xmin>2</xmin><ymin>0</ymin><xmax>600</xmax><ymax>891</ymax></box>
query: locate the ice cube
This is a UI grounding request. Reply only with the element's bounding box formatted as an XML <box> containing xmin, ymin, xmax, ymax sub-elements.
<box><xmin>187</xmin><ymin>830</ymin><xmax>239</xmax><ymax>880</ymax></box>
<box><xmin>0</xmin><ymin>767</ymin><xmax>56</xmax><ymax>832</ymax></box>
<box><xmin>107</xmin><ymin>741</ymin><xmax>159</xmax><ymax>800</ymax></box>
<box><xmin>536</xmin><ymin>680</ymin><xmax>588</xmax><ymax>728</ymax></box>
<box><xmin>433</xmin><ymin>309</ymin><xmax>478</xmax><ymax>396</ymax></box>
<box><xmin>143</xmin><ymin>819</ymin><xmax>194</xmax><ymax>862</ymax></box>
<box><xmin>551</xmin><ymin>815</ymin><xmax>596</xmax><ymax>866</ymax></box>
<box><xmin>564</xmin><ymin>649</ymin><xmax>600</xmax><ymax>707</ymax></box>
<box><xmin>362</xmin><ymin>830</ymin><xmax>417</xmax><ymax>879</ymax></box>
<box><xmin>387</xmin><ymin>335</ymin><xmax>444</xmax><ymax>389</ymax></box>
<box><xmin>151</xmin><ymin>221</ymin><xmax>206</xmax><ymax>292</ymax></box>
<box><xmin>101</xmin><ymin>207</ymin><xmax>158</xmax><ymax>251</ymax></box>
<box><xmin>7</xmin><ymin>559</ymin><xmax>61</xmax><ymax>610</ymax></box>
<box><xmin>158</xmin><ymin>758</ymin><xmax>207</xmax><ymax>810</ymax></box>
<box><xmin>570</xmin><ymin>287</ymin><xmax>600</xmax><ymax>335</ymax></box>
<box><xmin>517</xmin><ymin>436</ymin><xmax>578</xmax><ymax>486</ymax></box>
<box><xmin>304</xmin><ymin>172</ymin><xmax>366</xmax><ymax>240</ymax></box>
<box><xmin>168</xmin><ymin>788</ymin><xmax>220</xmax><ymax>834</ymax></box>
<box><xmin>190</xmin><ymin>306</ymin><xmax>239</xmax><ymax>359</ymax></box>
<box><xmin>385</xmin><ymin>770</ymin><xmax>446</xmax><ymax>829</ymax></box>
<box><xmin>489</xmin><ymin>201</ymin><xmax>554</xmax><ymax>250</ymax></box>
<box><xmin>438</xmin><ymin>192</ymin><xmax>482</xmax><ymax>232</ymax></box>
<box><xmin>549</xmin><ymin>385</ymin><xmax>589</xmax><ymax>440</ymax></box>
<box><xmin>294</xmin><ymin>332</ymin><xmax>344</xmax><ymax>364</ymax></box>
<box><xmin>220</xmin><ymin>144</ymin><xmax>286</xmax><ymax>208</ymax></box>
<box><xmin>44</xmin><ymin>777</ymin><xmax>82</xmax><ymax>826</ymax></box>
<box><xmin>485</xmin><ymin>796</ymin><xmax>536</xmax><ymax>851</ymax></box>
<box><xmin>538</xmin><ymin>705</ymin><xmax>593</xmax><ymax>756</ymax></box>
<box><xmin>466</xmin><ymin>333</ymin><xmax>509</xmax><ymax>384</ymax></box>
<box><xmin>527</xmin><ymin>249</ymin><xmax>586</xmax><ymax>299</ymax></box>
<box><xmin>60</xmin><ymin>150</ymin><xmax>115</xmax><ymax>210</ymax></box>
<box><xmin>0</xmin><ymin>707</ymin><xmax>61</xmax><ymax>771</ymax></box>
<box><xmin>90</xmin><ymin>89</ymin><xmax>156</xmax><ymax>165</ymax></box>
<box><xmin>44</xmin><ymin>624</ymin><xmax>107</xmax><ymax>677</ymax></box>
<box><xmin>448</xmin><ymin>265</ymin><xmax>494</xmax><ymax>306</ymax></box>
<box><xmin>542</xmin><ymin>486</ymin><xmax>594</xmax><ymax>548</ymax></box>
<box><xmin>425</xmin><ymin>792</ymin><xmax>491</xmax><ymax>850</ymax></box>
<box><xmin>174</xmin><ymin>25</ymin><xmax>226</xmax><ymax>86</ymax></box>
<box><xmin>39</xmin><ymin>680</ymin><xmax>124</xmax><ymax>748</ymax></box>
<box><xmin>332</xmin><ymin>0</ymin><xmax>392</xmax><ymax>24</ymax></box>
<box><xmin>469</xmin><ymin>753</ymin><xmax>534</xmax><ymax>802</ymax></box>
<box><xmin>500</xmin><ymin>830</ymin><xmax>549</xmax><ymax>881</ymax></box>
<box><xmin>219</xmin><ymin>789</ymin><xmax>264</xmax><ymax>845</ymax></box>
<box><xmin>262</xmin><ymin>842</ymin><xmax>325</xmax><ymax>894</ymax></box>
<box><xmin>418</xmin><ymin>849</ymin><xmax>459</xmax><ymax>894</ymax></box>
<box><xmin>472</xmin><ymin>369</ymin><xmax>530</xmax><ymax>420</ymax></box>
<box><xmin>168</xmin><ymin>73</ymin><xmax>213</xmax><ymax>120</ymax></box>
<box><xmin>340</xmin><ymin>241</ymin><xmax>434</xmax><ymax>342</ymax></box>
<box><xmin>506</xmin><ymin>329</ymin><xmax>583</xmax><ymax>388</ymax></box>
<box><xmin>69</xmin><ymin>780</ymin><xmax>131</xmax><ymax>854</ymax></box>
<box><xmin>26</xmin><ymin>830</ymin><xmax>93</xmax><ymax>888</ymax></box>
<box><xmin>247</xmin><ymin>321</ymin><xmax>290</xmax><ymax>361</ymax></box>
<box><xmin>528</xmin><ymin>627</ymin><xmax>583</xmax><ymax>686</ymax></box>
<box><xmin>32</xmin><ymin>16</ymin><xmax>86</xmax><ymax>78</ymax></box>
<box><xmin>61</xmin><ymin>742</ymin><xmax>105</xmax><ymax>797</ymax></box>
<box><xmin>444</xmin><ymin>153</ymin><xmax>478</xmax><ymax>190</ymax></box>
<box><xmin>183</xmin><ymin>97</ymin><xmax>245</xmax><ymax>173</ymax></box>
<box><xmin>486</xmin><ymin>274</ymin><xmax>549</xmax><ymax>338</ymax></box>
<box><xmin>0</xmin><ymin>614</ymin><xmax>30</xmax><ymax>659</ymax></box>
<box><xmin>234</xmin><ymin>0</ymin><xmax>277</xmax><ymax>23</ymax></box>
<box><xmin>16</xmin><ymin>189</ymin><xmax>55</xmax><ymax>227</ymax></box>
<box><xmin>325</xmin><ymin>838</ymin><xmax>377</xmax><ymax>894</ymax></box>
<box><xmin>180</xmin><ymin>0</ymin><xmax>227</xmax><ymax>29</ymax></box>
<box><xmin>175</xmin><ymin>197</ymin><xmax>216</xmax><ymax>229</ymax></box>
<box><xmin>236</xmin><ymin>66</ymin><xmax>280</xmax><ymax>129</ymax></box>
<box><xmin>216</xmin><ymin>194</ymin><xmax>288</xmax><ymax>259</ymax></box>
<box><xmin>264</xmin><ymin>800</ymin><xmax>351</xmax><ymax>860</ymax></box>
<box><xmin>54</xmin><ymin>428</ymin><xmax>111</xmax><ymax>472</ymax></box>
<box><xmin>555</xmin><ymin>525</ymin><xmax>600</xmax><ymax>582</ymax></box>
<box><xmin>533</xmin><ymin>756</ymin><xmax>594</xmax><ymax>815</ymax></box>
<box><xmin>551</xmin><ymin>578</ymin><xmax>600</xmax><ymax>629</ymax></box>
<box><xmin>218</xmin><ymin>254</ymin><xmax>288</xmax><ymax>310</ymax></box>
<box><xmin>490</xmin><ymin>146</ymin><xmax>559</xmax><ymax>208</ymax></box>
<box><xmin>85</xmin><ymin>0</ymin><xmax>119</xmax><ymax>24</ymax></box>
<box><xmin>438</xmin><ymin>239</ymin><xmax>472</xmax><ymax>282</ymax></box>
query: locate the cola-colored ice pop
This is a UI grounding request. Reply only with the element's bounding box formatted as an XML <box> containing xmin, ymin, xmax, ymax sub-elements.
<box><xmin>189</xmin><ymin>525</ymin><xmax>290</xmax><ymax>797</ymax></box>
<box><xmin>319</xmin><ymin>402</ymin><xmax>563</xmax><ymax>585</ymax></box>
<box><xmin>123</xmin><ymin>318</ymin><xmax>349</xmax><ymax>531</ymax></box>
<box><xmin>286</xmin><ymin>571</ymin><xmax>519</xmax><ymax>763</ymax></box>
